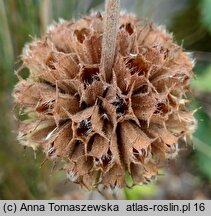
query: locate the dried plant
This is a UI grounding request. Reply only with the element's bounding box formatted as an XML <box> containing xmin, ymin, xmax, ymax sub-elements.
<box><xmin>13</xmin><ymin>0</ymin><xmax>196</xmax><ymax>190</ymax></box>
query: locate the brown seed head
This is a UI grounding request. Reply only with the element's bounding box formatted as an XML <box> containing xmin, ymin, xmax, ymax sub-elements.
<box><xmin>13</xmin><ymin>11</ymin><xmax>196</xmax><ymax>189</ymax></box>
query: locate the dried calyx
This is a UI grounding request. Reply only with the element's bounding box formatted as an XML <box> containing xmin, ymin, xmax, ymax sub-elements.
<box><xmin>13</xmin><ymin>0</ymin><xmax>196</xmax><ymax>190</ymax></box>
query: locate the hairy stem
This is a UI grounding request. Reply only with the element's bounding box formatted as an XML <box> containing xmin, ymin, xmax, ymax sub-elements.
<box><xmin>101</xmin><ymin>0</ymin><xmax>120</xmax><ymax>82</ymax></box>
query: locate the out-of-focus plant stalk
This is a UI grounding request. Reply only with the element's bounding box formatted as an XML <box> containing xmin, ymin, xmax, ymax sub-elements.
<box><xmin>0</xmin><ymin>0</ymin><xmax>14</xmax><ymax>72</ymax></box>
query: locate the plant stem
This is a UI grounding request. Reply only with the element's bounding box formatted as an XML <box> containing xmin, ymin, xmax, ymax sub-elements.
<box><xmin>0</xmin><ymin>0</ymin><xmax>14</xmax><ymax>71</ymax></box>
<box><xmin>40</xmin><ymin>0</ymin><xmax>52</xmax><ymax>33</ymax></box>
<box><xmin>101</xmin><ymin>0</ymin><xmax>120</xmax><ymax>82</ymax></box>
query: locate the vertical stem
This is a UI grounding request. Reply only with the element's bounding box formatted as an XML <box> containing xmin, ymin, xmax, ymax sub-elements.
<box><xmin>101</xmin><ymin>0</ymin><xmax>120</xmax><ymax>82</ymax></box>
<box><xmin>40</xmin><ymin>0</ymin><xmax>52</xmax><ymax>33</ymax></box>
<box><xmin>0</xmin><ymin>0</ymin><xmax>14</xmax><ymax>71</ymax></box>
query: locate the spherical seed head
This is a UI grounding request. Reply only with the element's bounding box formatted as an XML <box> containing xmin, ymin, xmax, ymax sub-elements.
<box><xmin>13</xmin><ymin>13</ymin><xmax>196</xmax><ymax>190</ymax></box>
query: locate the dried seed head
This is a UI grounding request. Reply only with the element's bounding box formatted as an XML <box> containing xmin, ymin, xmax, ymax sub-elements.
<box><xmin>13</xmin><ymin>6</ymin><xmax>196</xmax><ymax>190</ymax></box>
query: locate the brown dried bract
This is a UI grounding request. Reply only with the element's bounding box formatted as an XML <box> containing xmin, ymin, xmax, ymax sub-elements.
<box><xmin>13</xmin><ymin>13</ymin><xmax>196</xmax><ymax>190</ymax></box>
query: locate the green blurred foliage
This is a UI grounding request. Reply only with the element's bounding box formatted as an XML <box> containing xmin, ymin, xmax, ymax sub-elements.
<box><xmin>191</xmin><ymin>66</ymin><xmax>211</xmax><ymax>91</ymax></box>
<box><xmin>0</xmin><ymin>0</ymin><xmax>211</xmax><ymax>200</ymax></box>
<box><xmin>193</xmin><ymin>109</ymin><xmax>211</xmax><ymax>179</ymax></box>
<box><xmin>200</xmin><ymin>0</ymin><xmax>211</xmax><ymax>34</ymax></box>
<box><xmin>124</xmin><ymin>184</ymin><xmax>157</xmax><ymax>200</ymax></box>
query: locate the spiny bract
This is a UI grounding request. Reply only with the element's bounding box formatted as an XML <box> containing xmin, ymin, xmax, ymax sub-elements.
<box><xmin>13</xmin><ymin>13</ymin><xmax>196</xmax><ymax>190</ymax></box>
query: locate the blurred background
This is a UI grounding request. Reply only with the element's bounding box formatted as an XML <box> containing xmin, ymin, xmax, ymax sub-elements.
<box><xmin>0</xmin><ymin>0</ymin><xmax>211</xmax><ymax>200</ymax></box>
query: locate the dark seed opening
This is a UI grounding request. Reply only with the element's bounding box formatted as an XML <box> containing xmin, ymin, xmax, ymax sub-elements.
<box><xmin>126</xmin><ymin>56</ymin><xmax>149</xmax><ymax>75</ymax></box>
<box><xmin>74</xmin><ymin>28</ymin><xmax>90</xmax><ymax>43</ymax></box>
<box><xmin>81</xmin><ymin>67</ymin><xmax>100</xmax><ymax>88</ymax></box>
<box><xmin>101</xmin><ymin>149</ymin><xmax>113</xmax><ymax>167</ymax></box>
<box><xmin>77</xmin><ymin>118</ymin><xmax>92</xmax><ymax>136</ymax></box>
<box><xmin>154</xmin><ymin>102</ymin><xmax>170</xmax><ymax>115</ymax></box>
<box><xmin>120</xmin><ymin>23</ymin><xmax>134</xmax><ymax>35</ymax></box>
<box><xmin>45</xmin><ymin>54</ymin><xmax>56</xmax><ymax>70</ymax></box>
<box><xmin>112</xmin><ymin>95</ymin><xmax>128</xmax><ymax>117</ymax></box>
<box><xmin>125</xmin><ymin>23</ymin><xmax>134</xmax><ymax>35</ymax></box>
<box><xmin>133</xmin><ymin>84</ymin><xmax>149</xmax><ymax>95</ymax></box>
<box><xmin>36</xmin><ymin>99</ymin><xmax>55</xmax><ymax>115</ymax></box>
